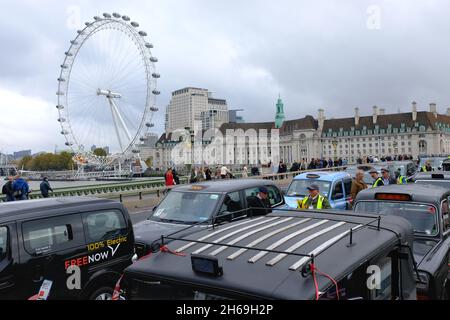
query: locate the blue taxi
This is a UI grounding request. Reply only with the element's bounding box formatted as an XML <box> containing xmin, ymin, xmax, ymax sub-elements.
<box><xmin>284</xmin><ymin>171</ymin><xmax>353</xmax><ymax>210</ymax></box>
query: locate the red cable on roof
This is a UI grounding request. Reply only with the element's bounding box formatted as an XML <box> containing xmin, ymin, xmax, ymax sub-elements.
<box><xmin>160</xmin><ymin>245</ymin><xmax>186</xmax><ymax>256</ymax></box>
<box><xmin>310</xmin><ymin>263</ymin><xmax>340</xmax><ymax>300</ymax></box>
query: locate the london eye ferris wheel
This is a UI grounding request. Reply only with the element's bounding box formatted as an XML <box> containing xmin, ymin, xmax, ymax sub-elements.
<box><xmin>56</xmin><ymin>12</ymin><xmax>159</xmax><ymax>167</ymax></box>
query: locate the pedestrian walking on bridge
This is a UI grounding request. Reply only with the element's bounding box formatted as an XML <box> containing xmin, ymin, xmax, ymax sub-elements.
<box><xmin>39</xmin><ymin>177</ymin><xmax>53</xmax><ymax>198</ymax></box>
<box><xmin>1</xmin><ymin>176</ymin><xmax>15</xmax><ymax>202</ymax></box>
<box><xmin>350</xmin><ymin>170</ymin><xmax>367</xmax><ymax>201</ymax></box>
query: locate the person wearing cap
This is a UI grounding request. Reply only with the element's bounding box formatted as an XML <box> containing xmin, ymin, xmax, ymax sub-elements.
<box><xmin>297</xmin><ymin>183</ymin><xmax>331</xmax><ymax>210</ymax></box>
<box><xmin>369</xmin><ymin>169</ymin><xmax>383</xmax><ymax>188</ymax></box>
<box><xmin>380</xmin><ymin>168</ymin><xmax>397</xmax><ymax>186</ymax></box>
<box><xmin>421</xmin><ymin>160</ymin><xmax>433</xmax><ymax>172</ymax></box>
<box><xmin>246</xmin><ymin>186</ymin><xmax>272</xmax><ymax>216</ymax></box>
<box><xmin>39</xmin><ymin>177</ymin><xmax>53</xmax><ymax>198</ymax></box>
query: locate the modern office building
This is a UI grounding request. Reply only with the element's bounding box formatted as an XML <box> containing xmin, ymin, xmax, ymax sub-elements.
<box><xmin>13</xmin><ymin>150</ymin><xmax>31</xmax><ymax>160</ymax></box>
<box><xmin>165</xmin><ymin>87</ymin><xmax>229</xmax><ymax>132</ymax></box>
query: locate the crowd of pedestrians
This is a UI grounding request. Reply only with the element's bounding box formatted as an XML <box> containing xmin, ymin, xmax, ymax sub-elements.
<box><xmin>2</xmin><ymin>176</ymin><xmax>55</xmax><ymax>201</ymax></box>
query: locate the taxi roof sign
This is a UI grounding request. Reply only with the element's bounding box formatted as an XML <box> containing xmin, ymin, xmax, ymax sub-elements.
<box><xmin>190</xmin><ymin>185</ymin><xmax>205</xmax><ymax>191</ymax></box>
<box><xmin>306</xmin><ymin>174</ymin><xmax>320</xmax><ymax>179</ymax></box>
<box><xmin>375</xmin><ymin>193</ymin><xmax>412</xmax><ymax>201</ymax></box>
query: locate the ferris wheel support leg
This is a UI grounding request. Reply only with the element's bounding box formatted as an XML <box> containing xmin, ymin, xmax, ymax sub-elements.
<box><xmin>108</xmin><ymin>98</ymin><xmax>125</xmax><ymax>152</ymax></box>
<box><xmin>109</xmin><ymin>98</ymin><xmax>133</xmax><ymax>143</ymax></box>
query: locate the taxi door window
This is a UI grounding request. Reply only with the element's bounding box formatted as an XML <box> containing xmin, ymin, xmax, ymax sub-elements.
<box><xmin>266</xmin><ymin>186</ymin><xmax>283</xmax><ymax>206</ymax></box>
<box><xmin>442</xmin><ymin>199</ymin><xmax>449</xmax><ymax>232</ymax></box>
<box><xmin>83</xmin><ymin>210</ymin><xmax>127</xmax><ymax>243</ymax></box>
<box><xmin>244</xmin><ymin>187</ymin><xmax>259</xmax><ymax>199</ymax></box>
<box><xmin>343</xmin><ymin>179</ymin><xmax>352</xmax><ymax>198</ymax></box>
<box><xmin>22</xmin><ymin>215</ymin><xmax>84</xmax><ymax>255</ymax></box>
<box><xmin>331</xmin><ymin>181</ymin><xmax>344</xmax><ymax>200</ymax></box>
<box><xmin>0</xmin><ymin>227</ymin><xmax>8</xmax><ymax>263</ymax></box>
<box><xmin>368</xmin><ymin>256</ymin><xmax>393</xmax><ymax>300</ymax></box>
<box><xmin>218</xmin><ymin>192</ymin><xmax>243</xmax><ymax>217</ymax></box>
<box><xmin>244</xmin><ymin>187</ymin><xmax>282</xmax><ymax>207</ymax></box>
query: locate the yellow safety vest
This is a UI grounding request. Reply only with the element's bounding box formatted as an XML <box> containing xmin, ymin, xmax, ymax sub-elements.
<box><xmin>372</xmin><ymin>178</ymin><xmax>383</xmax><ymax>188</ymax></box>
<box><xmin>421</xmin><ymin>166</ymin><xmax>428</xmax><ymax>172</ymax></box>
<box><xmin>298</xmin><ymin>195</ymin><xmax>324</xmax><ymax>209</ymax></box>
<box><xmin>397</xmin><ymin>176</ymin><xmax>406</xmax><ymax>184</ymax></box>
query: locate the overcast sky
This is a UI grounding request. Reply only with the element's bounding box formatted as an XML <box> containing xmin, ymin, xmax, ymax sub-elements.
<box><xmin>1</xmin><ymin>0</ymin><xmax>450</xmax><ymax>153</ymax></box>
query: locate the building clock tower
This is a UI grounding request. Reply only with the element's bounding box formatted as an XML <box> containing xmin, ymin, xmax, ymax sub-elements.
<box><xmin>275</xmin><ymin>94</ymin><xmax>285</xmax><ymax>129</ymax></box>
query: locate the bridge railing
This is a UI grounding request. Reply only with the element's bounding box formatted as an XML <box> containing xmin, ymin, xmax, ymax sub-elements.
<box><xmin>0</xmin><ymin>165</ymin><xmax>352</xmax><ymax>202</ymax></box>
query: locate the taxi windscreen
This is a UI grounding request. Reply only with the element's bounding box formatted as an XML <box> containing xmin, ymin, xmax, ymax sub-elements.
<box><xmin>354</xmin><ymin>201</ymin><xmax>439</xmax><ymax>236</ymax></box>
<box><xmin>286</xmin><ymin>180</ymin><xmax>331</xmax><ymax>198</ymax></box>
<box><xmin>415</xmin><ymin>179</ymin><xmax>450</xmax><ymax>188</ymax></box>
<box><xmin>149</xmin><ymin>191</ymin><xmax>221</xmax><ymax>224</ymax></box>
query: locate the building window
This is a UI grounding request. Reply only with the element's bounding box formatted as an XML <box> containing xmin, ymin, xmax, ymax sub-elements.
<box><xmin>419</xmin><ymin>140</ymin><xmax>427</xmax><ymax>154</ymax></box>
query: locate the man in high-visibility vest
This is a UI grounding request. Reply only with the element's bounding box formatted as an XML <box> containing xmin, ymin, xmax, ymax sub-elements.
<box><xmin>395</xmin><ymin>168</ymin><xmax>407</xmax><ymax>184</ymax></box>
<box><xmin>369</xmin><ymin>169</ymin><xmax>383</xmax><ymax>188</ymax></box>
<box><xmin>420</xmin><ymin>160</ymin><xmax>433</xmax><ymax>172</ymax></box>
<box><xmin>297</xmin><ymin>183</ymin><xmax>331</xmax><ymax>210</ymax></box>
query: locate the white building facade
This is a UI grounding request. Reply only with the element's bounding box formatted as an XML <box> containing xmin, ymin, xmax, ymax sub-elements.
<box><xmin>154</xmin><ymin>102</ymin><xmax>450</xmax><ymax>169</ymax></box>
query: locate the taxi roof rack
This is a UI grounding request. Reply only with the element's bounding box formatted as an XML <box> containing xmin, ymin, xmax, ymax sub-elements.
<box><xmin>158</xmin><ymin>208</ymin><xmax>384</xmax><ymax>272</ymax></box>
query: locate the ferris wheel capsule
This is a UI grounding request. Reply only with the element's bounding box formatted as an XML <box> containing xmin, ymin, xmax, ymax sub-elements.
<box><xmin>145</xmin><ymin>123</ymin><xmax>155</xmax><ymax>128</ymax></box>
<box><xmin>145</xmin><ymin>43</ymin><xmax>153</xmax><ymax>49</ymax></box>
<box><xmin>150</xmin><ymin>57</ymin><xmax>158</xmax><ymax>63</ymax></box>
<box><xmin>131</xmin><ymin>21</ymin><xmax>139</xmax><ymax>27</ymax></box>
<box><xmin>150</xmin><ymin>107</ymin><xmax>159</xmax><ymax>112</ymax></box>
<box><xmin>122</xmin><ymin>15</ymin><xmax>130</xmax><ymax>21</ymax></box>
<box><xmin>152</xmin><ymin>73</ymin><xmax>160</xmax><ymax>78</ymax></box>
<box><xmin>112</xmin><ymin>13</ymin><xmax>121</xmax><ymax>18</ymax></box>
<box><xmin>94</xmin><ymin>16</ymin><xmax>101</xmax><ymax>21</ymax></box>
<box><xmin>139</xmin><ymin>31</ymin><xmax>147</xmax><ymax>37</ymax></box>
<box><xmin>103</xmin><ymin>13</ymin><xmax>112</xmax><ymax>18</ymax></box>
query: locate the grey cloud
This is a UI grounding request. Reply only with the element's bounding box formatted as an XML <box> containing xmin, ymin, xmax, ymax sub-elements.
<box><xmin>1</xmin><ymin>0</ymin><xmax>450</xmax><ymax>153</ymax></box>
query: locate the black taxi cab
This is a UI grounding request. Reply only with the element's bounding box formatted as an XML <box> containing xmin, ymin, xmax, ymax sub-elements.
<box><xmin>442</xmin><ymin>158</ymin><xmax>450</xmax><ymax>171</ymax></box>
<box><xmin>115</xmin><ymin>209</ymin><xmax>417</xmax><ymax>300</ymax></box>
<box><xmin>414</xmin><ymin>172</ymin><xmax>450</xmax><ymax>188</ymax></box>
<box><xmin>354</xmin><ymin>185</ymin><xmax>450</xmax><ymax>299</ymax></box>
<box><xmin>0</xmin><ymin>197</ymin><xmax>135</xmax><ymax>300</ymax></box>
<box><xmin>133</xmin><ymin>179</ymin><xmax>284</xmax><ymax>259</ymax></box>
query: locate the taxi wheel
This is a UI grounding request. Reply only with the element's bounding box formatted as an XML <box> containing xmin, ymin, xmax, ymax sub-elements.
<box><xmin>89</xmin><ymin>286</ymin><xmax>114</xmax><ymax>300</ymax></box>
